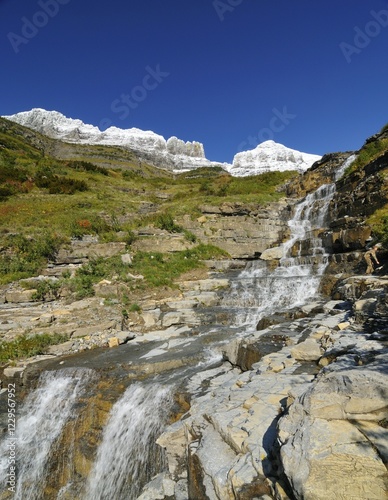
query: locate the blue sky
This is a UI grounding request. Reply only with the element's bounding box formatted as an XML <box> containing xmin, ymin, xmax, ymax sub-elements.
<box><xmin>1</xmin><ymin>0</ymin><xmax>388</xmax><ymax>162</ymax></box>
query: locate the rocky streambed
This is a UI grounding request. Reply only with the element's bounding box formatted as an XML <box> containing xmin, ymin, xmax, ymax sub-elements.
<box><xmin>1</xmin><ymin>271</ymin><xmax>387</xmax><ymax>500</ymax></box>
<box><xmin>145</xmin><ymin>275</ymin><xmax>388</xmax><ymax>500</ymax></box>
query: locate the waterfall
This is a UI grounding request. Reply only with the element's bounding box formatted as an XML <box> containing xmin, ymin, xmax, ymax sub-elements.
<box><xmin>225</xmin><ymin>155</ymin><xmax>356</xmax><ymax>327</ymax></box>
<box><xmin>0</xmin><ymin>368</ymin><xmax>94</xmax><ymax>500</ymax></box>
<box><xmin>84</xmin><ymin>382</ymin><xmax>173</xmax><ymax>500</ymax></box>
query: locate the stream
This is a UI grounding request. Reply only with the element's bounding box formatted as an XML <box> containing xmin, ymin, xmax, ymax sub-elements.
<box><xmin>0</xmin><ymin>157</ymin><xmax>354</xmax><ymax>499</ymax></box>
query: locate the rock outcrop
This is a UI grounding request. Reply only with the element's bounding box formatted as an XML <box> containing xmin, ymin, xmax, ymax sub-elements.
<box><xmin>140</xmin><ymin>283</ymin><xmax>388</xmax><ymax>500</ymax></box>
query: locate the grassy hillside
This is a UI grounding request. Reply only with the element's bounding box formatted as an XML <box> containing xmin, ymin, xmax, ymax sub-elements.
<box><xmin>0</xmin><ymin>117</ymin><xmax>296</xmax><ymax>286</ymax></box>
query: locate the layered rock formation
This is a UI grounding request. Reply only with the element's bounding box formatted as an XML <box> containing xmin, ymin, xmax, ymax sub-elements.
<box><xmin>141</xmin><ymin>280</ymin><xmax>388</xmax><ymax>500</ymax></box>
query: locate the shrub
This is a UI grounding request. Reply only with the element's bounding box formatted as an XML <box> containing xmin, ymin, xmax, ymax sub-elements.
<box><xmin>345</xmin><ymin>139</ymin><xmax>388</xmax><ymax>176</ymax></box>
<box><xmin>155</xmin><ymin>213</ymin><xmax>183</xmax><ymax>233</ymax></box>
<box><xmin>125</xmin><ymin>230</ymin><xmax>137</xmax><ymax>246</ymax></box>
<box><xmin>67</xmin><ymin>160</ymin><xmax>109</xmax><ymax>175</ymax></box>
<box><xmin>183</xmin><ymin>230</ymin><xmax>197</xmax><ymax>243</ymax></box>
<box><xmin>32</xmin><ymin>280</ymin><xmax>61</xmax><ymax>301</ymax></box>
<box><xmin>35</xmin><ymin>168</ymin><xmax>88</xmax><ymax>194</ymax></box>
<box><xmin>128</xmin><ymin>303</ymin><xmax>141</xmax><ymax>312</ymax></box>
<box><xmin>0</xmin><ymin>233</ymin><xmax>62</xmax><ymax>284</ymax></box>
<box><xmin>0</xmin><ymin>333</ymin><xmax>68</xmax><ymax>364</ymax></box>
<box><xmin>69</xmin><ymin>215</ymin><xmax>110</xmax><ymax>238</ymax></box>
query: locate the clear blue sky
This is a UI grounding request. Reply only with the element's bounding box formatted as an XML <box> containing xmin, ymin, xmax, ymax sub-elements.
<box><xmin>1</xmin><ymin>0</ymin><xmax>388</xmax><ymax>162</ymax></box>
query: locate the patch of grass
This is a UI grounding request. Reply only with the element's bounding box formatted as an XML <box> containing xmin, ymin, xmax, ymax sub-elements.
<box><xmin>0</xmin><ymin>233</ymin><xmax>64</xmax><ymax>284</ymax></box>
<box><xmin>344</xmin><ymin>138</ymin><xmax>388</xmax><ymax>176</ymax></box>
<box><xmin>0</xmin><ymin>333</ymin><xmax>69</xmax><ymax>365</ymax></box>
<box><xmin>154</xmin><ymin>213</ymin><xmax>183</xmax><ymax>233</ymax></box>
<box><xmin>368</xmin><ymin>208</ymin><xmax>388</xmax><ymax>247</ymax></box>
<box><xmin>60</xmin><ymin>244</ymin><xmax>229</xmax><ymax>298</ymax></box>
<box><xmin>31</xmin><ymin>280</ymin><xmax>61</xmax><ymax>301</ymax></box>
<box><xmin>380</xmin><ymin>123</ymin><xmax>388</xmax><ymax>134</ymax></box>
<box><xmin>128</xmin><ymin>303</ymin><xmax>141</xmax><ymax>312</ymax></box>
<box><xmin>131</xmin><ymin>244</ymin><xmax>229</xmax><ymax>288</ymax></box>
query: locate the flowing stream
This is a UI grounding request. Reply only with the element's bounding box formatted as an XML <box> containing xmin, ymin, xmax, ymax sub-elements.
<box><xmin>0</xmin><ymin>156</ymin><xmax>354</xmax><ymax>499</ymax></box>
<box><xmin>84</xmin><ymin>383</ymin><xmax>173</xmax><ymax>500</ymax></box>
<box><xmin>0</xmin><ymin>368</ymin><xmax>95</xmax><ymax>500</ymax></box>
<box><xmin>224</xmin><ymin>155</ymin><xmax>355</xmax><ymax>327</ymax></box>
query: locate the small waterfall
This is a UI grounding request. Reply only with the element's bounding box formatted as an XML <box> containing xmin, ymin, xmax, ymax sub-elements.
<box><xmin>225</xmin><ymin>155</ymin><xmax>356</xmax><ymax>327</ymax></box>
<box><xmin>0</xmin><ymin>368</ymin><xmax>94</xmax><ymax>500</ymax></box>
<box><xmin>84</xmin><ymin>382</ymin><xmax>173</xmax><ymax>500</ymax></box>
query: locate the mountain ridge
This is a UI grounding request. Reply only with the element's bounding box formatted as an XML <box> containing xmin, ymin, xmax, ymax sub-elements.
<box><xmin>4</xmin><ymin>108</ymin><xmax>322</xmax><ymax>175</ymax></box>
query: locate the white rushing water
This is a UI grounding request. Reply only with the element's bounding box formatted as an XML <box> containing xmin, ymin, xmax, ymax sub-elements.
<box><xmin>0</xmin><ymin>155</ymin><xmax>356</xmax><ymax>499</ymax></box>
<box><xmin>225</xmin><ymin>155</ymin><xmax>356</xmax><ymax>327</ymax></box>
<box><xmin>84</xmin><ymin>382</ymin><xmax>173</xmax><ymax>500</ymax></box>
<box><xmin>0</xmin><ymin>368</ymin><xmax>94</xmax><ymax>500</ymax></box>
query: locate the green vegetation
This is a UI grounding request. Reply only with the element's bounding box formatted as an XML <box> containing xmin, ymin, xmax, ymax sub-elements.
<box><xmin>344</xmin><ymin>138</ymin><xmax>388</xmax><ymax>176</ymax></box>
<box><xmin>55</xmin><ymin>244</ymin><xmax>230</xmax><ymax>299</ymax></box>
<box><xmin>0</xmin><ymin>116</ymin><xmax>295</xmax><ymax>293</ymax></box>
<box><xmin>130</xmin><ymin>244</ymin><xmax>229</xmax><ymax>288</ymax></box>
<box><xmin>154</xmin><ymin>212</ymin><xmax>183</xmax><ymax>232</ymax></box>
<box><xmin>380</xmin><ymin>123</ymin><xmax>388</xmax><ymax>134</ymax></box>
<box><xmin>0</xmin><ymin>233</ymin><xmax>63</xmax><ymax>284</ymax></box>
<box><xmin>369</xmin><ymin>212</ymin><xmax>388</xmax><ymax>247</ymax></box>
<box><xmin>0</xmin><ymin>333</ymin><xmax>68</xmax><ymax>364</ymax></box>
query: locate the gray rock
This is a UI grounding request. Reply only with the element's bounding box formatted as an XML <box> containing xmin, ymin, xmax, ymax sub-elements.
<box><xmin>121</xmin><ymin>253</ymin><xmax>133</xmax><ymax>265</ymax></box>
<box><xmin>290</xmin><ymin>338</ymin><xmax>322</xmax><ymax>361</ymax></box>
<box><xmin>259</xmin><ymin>246</ymin><xmax>284</xmax><ymax>260</ymax></box>
<box><xmin>3</xmin><ymin>367</ymin><xmax>25</xmax><ymax>378</ymax></box>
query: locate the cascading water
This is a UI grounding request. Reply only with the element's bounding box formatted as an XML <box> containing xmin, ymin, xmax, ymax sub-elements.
<box><xmin>84</xmin><ymin>382</ymin><xmax>173</xmax><ymax>500</ymax></box>
<box><xmin>224</xmin><ymin>155</ymin><xmax>356</xmax><ymax>327</ymax></box>
<box><xmin>0</xmin><ymin>155</ymin><xmax>357</xmax><ymax>499</ymax></box>
<box><xmin>0</xmin><ymin>368</ymin><xmax>94</xmax><ymax>500</ymax></box>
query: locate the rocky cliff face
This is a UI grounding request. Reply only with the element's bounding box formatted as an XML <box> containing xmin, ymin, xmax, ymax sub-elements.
<box><xmin>285</xmin><ymin>129</ymin><xmax>388</xmax><ymax>291</ymax></box>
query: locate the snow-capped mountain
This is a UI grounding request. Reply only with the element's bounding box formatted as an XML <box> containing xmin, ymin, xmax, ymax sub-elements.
<box><xmin>4</xmin><ymin>109</ymin><xmax>321</xmax><ymax>175</ymax></box>
<box><xmin>4</xmin><ymin>109</ymin><xmax>225</xmax><ymax>172</ymax></box>
<box><xmin>227</xmin><ymin>141</ymin><xmax>322</xmax><ymax>176</ymax></box>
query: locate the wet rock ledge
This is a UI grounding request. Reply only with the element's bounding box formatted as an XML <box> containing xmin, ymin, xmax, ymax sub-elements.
<box><xmin>139</xmin><ymin>275</ymin><xmax>388</xmax><ymax>500</ymax></box>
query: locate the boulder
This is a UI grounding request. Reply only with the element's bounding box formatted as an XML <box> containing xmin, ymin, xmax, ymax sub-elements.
<box><xmin>121</xmin><ymin>253</ymin><xmax>133</xmax><ymax>265</ymax></box>
<box><xmin>290</xmin><ymin>339</ymin><xmax>322</xmax><ymax>361</ymax></box>
<box><xmin>5</xmin><ymin>289</ymin><xmax>37</xmax><ymax>303</ymax></box>
<box><xmin>3</xmin><ymin>367</ymin><xmax>25</xmax><ymax>378</ymax></box>
<box><xmin>108</xmin><ymin>337</ymin><xmax>119</xmax><ymax>348</ymax></box>
<box><xmin>259</xmin><ymin>246</ymin><xmax>284</xmax><ymax>260</ymax></box>
<box><xmin>278</xmin><ymin>361</ymin><xmax>388</xmax><ymax>499</ymax></box>
<box><xmin>279</xmin><ymin>416</ymin><xmax>388</xmax><ymax>500</ymax></box>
